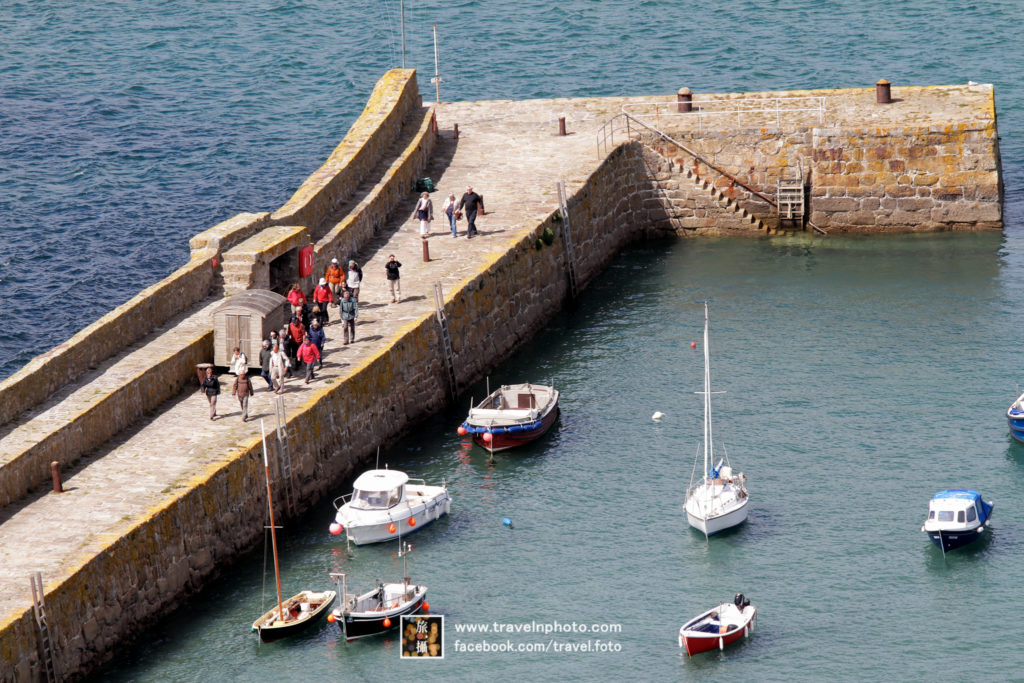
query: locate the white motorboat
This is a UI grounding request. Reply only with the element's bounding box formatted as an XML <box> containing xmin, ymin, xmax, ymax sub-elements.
<box><xmin>684</xmin><ymin>303</ymin><xmax>749</xmax><ymax>537</ymax></box>
<box><xmin>329</xmin><ymin>468</ymin><xmax>451</xmax><ymax>545</ymax></box>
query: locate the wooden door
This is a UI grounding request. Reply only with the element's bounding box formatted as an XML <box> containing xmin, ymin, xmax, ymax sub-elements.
<box><xmin>225</xmin><ymin>314</ymin><xmax>241</xmax><ymax>360</ymax></box>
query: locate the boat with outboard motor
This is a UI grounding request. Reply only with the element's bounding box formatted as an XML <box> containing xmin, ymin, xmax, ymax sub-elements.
<box><xmin>329</xmin><ymin>468</ymin><xmax>450</xmax><ymax>545</ymax></box>
<box><xmin>328</xmin><ymin>541</ymin><xmax>428</xmax><ymax>641</ymax></box>
<box><xmin>678</xmin><ymin>593</ymin><xmax>756</xmax><ymax>656</ymax></box>
<box><xmin>458</xmin><ymin>381</ymin><xmax>559</xmax><ymax>453</ymax></box>
<box><xmin>921</xmin><ymin>489</ymin><xmax>993</xmax><ymax>553</ymax></box>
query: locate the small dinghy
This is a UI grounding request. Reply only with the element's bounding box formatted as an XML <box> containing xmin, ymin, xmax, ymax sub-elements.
<box><xmin>678</xmin><ymin>593</ymin><xmax>756</xmax><ymax>657</ymax></box>
<box><xmin>921</xmin><ymin>489</ymin><xmax>994</xmax><ymax>554</ymax></box>
<box><xmin>329</xmin><ymin>541</ymin><xmax>428</xmax><ymax>641</ymax></box>
<box><xmin>1006</xmin><ymin>393</ymin><xmax>1024</xmax><ymax>442</ymax></box>
<box><xmin>330</xmin><ymin>468</ymin><xmax>451</xmax><ymax>545</ymax></box>
<box><xmin>252</xmin><ymin>422</ymin><xmax>336</xmax><ymax>642</ymax></box>
<box><xmin>458</xmin><ymin>381</ymin><xmax>560</xmax><ymax>453</ymax></box>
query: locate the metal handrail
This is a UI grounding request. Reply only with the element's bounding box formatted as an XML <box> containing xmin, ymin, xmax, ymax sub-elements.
<box><xmin>621</xmin><ymin>111</ymin><xmax>777</xmax><ymax>207</ymax></box>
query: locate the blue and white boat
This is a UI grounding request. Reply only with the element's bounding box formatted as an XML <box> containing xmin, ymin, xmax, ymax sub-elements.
<box><xmin>921</xmin><ymin>490</ymin><xmax>993</xmax><ymax>554</ymax></box>
<box><xmin>1006</xmin><ymin>393</ymin><xmax>1024</xmax><ymax>442</ymax></box>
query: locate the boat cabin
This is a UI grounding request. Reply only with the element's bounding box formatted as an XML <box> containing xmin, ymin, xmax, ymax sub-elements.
<box><xmin>925</xmin><ymin>490</ymin><xmax>990</xmax><ymax>530</ymax></box>
<box><xmin>350</xmin><ymin>470</ymin><xmax>409</xmax><ymax>510</ymax></box>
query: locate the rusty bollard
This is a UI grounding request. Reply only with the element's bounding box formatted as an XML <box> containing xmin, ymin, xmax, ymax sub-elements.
<box><xmin>558</xmin><ymin>116</ymin><xmax>567</xmax><ymax>136</ymax></box>
<box><xmin>51</xmin><ymin>461</ymin><xmax>63</xmax><ymax>493</ymax></box>
<box><xmin>876</xmin><ymin>79</ymin><xmax>892</xmax><ymax>104</ymax></box>
<box><xmin>677</xmin><ymin>87</ymin><xmax>693</xmax><ymax>113</ymax></box>
<box><xmin>422</xmin><ymin>238</ymin><xmax>430</xmax><ymax>262</ymax></box>
<box><xmin>453</xmin><ymin>123</ymin><xmax>459</xmax><ymax>140</ymax></box>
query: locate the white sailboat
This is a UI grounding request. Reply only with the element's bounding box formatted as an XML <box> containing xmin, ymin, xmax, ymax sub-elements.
<box><xmin>684</xmin><ymin>303</ymin><xmax>749</xmax><ymax>537</ymax></box>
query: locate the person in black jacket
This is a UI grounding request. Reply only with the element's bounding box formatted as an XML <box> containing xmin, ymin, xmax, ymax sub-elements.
<box><xmin>385</xmin><ymin>254</ymin><xmax>402</xmax><ymax>303</ymax></box>
<box><xmin>199</xmin><ymin>366</ymin><xmax>220</xmax><ymax>420</ymax></box>
<box><xmin>455</xmin><ymin>186</ymin><xmax>485</xmax><ymax>237</ymax></box>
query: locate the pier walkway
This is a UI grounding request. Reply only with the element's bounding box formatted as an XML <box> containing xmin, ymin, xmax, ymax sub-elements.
<box><xmin>0</xmin><ymin>96</ymin><xmax>615</xmax><ymax>620</ymax></box>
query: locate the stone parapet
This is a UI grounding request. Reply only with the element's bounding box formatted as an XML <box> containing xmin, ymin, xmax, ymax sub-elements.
<box><xmin>313</xmin><ymin>106</ymin><xmax>437</xmax><ymax>274</ymax></box>
<box><xmin>270</xmin><ymin>69</ymin><xmax>422</xmax><ymax>234</ymax></box>
<box><xmin>0</xmin><ymin>249</ymin><xmax>217</xmax><ymax>429</ymax></box>
<box><xmin>187</xmin><ymin>212</ymin><xmax>271</xmax><ymax>258</ymax></box>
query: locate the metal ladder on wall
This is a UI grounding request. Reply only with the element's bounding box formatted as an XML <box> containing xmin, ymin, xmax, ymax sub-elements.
<box><xmin>557</xmin><ymin>179</ymin><xmax>579</xmax><ymax>299</ymax></box>
<box><xmin>776</xmin><ymin>161</ymin><xmax>805</xmax><ymax>227</ymax></box>
<box><xmin>272</xmin><ymin>396</ymin><xmax>296</xmax><ymax>517</ymax></box>
<box><xmin>31</xmin><ymin>572</ymin><xmax>57</xmax><ymax>683</ymax></box>
<box><xmin>433</xmin><ymin>282</ymin><xmax>457</xmax><ymax>400</ymax></box>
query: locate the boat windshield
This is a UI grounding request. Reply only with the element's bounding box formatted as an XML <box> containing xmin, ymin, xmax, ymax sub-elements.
<box><xmin>351</xmin><ymin>486</ymin><xmax>402</xmax><ymax>510</ymax></box>
<box><xmin>937</xmin><ymin>510</ymin><xmax>954</xmax><ymax>522</ymax></box>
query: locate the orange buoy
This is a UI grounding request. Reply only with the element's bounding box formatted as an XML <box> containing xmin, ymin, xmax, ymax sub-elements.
<box><xmin>327</xmin><ymin>613</ymin><xmax>336</xmax><ymax>623</ymax></box>
<box><xmin>422</xmin><ymin>601</ymin><xmax>430</xmax><ymax>611</ymax></box>
<box><xmin>482</xmin><ymin>432</ymin><xmax>493</xmax><ymax>443</ymax></box>
<box><xmin>457</xmin><ymin>426</ymin><xmax>467</xmax><ymax>435</ymax></box>
<box><xmin>690</xmin><ymin>341</ymin><xmax>697</xmax><ymax>348</ymax></box>
<box><xmin>383</xmin><ymin>617</ymin><xmax>391</xmax><ymax>628</ymax></box>
<box><xmin>388</xmin><ymin>523</ymin><xmax>397</xmax><ymax>534</ymax></box>
<box><xmin>408</xmin><ymin>517</ymin><xmax>417</xmax><ymax>527</ymax></box>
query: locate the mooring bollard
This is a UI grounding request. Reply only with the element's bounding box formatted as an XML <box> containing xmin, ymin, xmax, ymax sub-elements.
<box><xmin>558</xmin><ymin>116</ymin><xmax>567</xmax><ymax>136</ymax></box>
<box><xmin>51</xmin><ymin>461</ymin><xmax>62</xmax><ymax>493</ymax></box>
<box><xmin>422</xmin><ymin>238</ymin><xmax>430</xmax><ymax>262</ymax></box>
<box><xmin>876</xmin><ymin>79</ymin><xmax>892</xmax><ymax>104</ymax></box>
<box><xmin>453</xmin><ymin>123</ymin><xmax>459</xmax><ymax>140</ymax></box>
<box><xmin>677</xmin><ymin>87</ymin><xmax>693</xmax><ymax>113</ymax></box>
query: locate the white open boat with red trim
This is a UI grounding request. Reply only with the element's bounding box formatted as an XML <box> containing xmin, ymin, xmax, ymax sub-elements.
<box><xmin>678</xmin><ymin>593</ymin><xmax>756</xmax><ymax>656</ymax></box>
<box><xmin>458</xmin><ymin>381</ymin><xmax>560</xmax><ymax>454</ymax></box>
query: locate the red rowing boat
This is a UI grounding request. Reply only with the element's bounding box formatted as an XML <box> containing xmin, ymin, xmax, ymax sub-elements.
<box><xmin>678</xmin><ymin>594</ymin><xmax>756</xmax><ymax>656</ymax></box>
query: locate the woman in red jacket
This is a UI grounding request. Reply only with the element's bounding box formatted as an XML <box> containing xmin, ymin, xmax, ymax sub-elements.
<box><xmin>286</xmin><ymin>283</ymin><xmax>307</xmax><ymax>316</ymax></box>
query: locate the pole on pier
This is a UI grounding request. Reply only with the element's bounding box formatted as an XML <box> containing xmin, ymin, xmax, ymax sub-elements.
<box><xmin>432</xmin><ymin>24</ymin><xmax>442</xmax><ymax>104</ymax></box>
<box><xmin>50</xmin><ymin>461</ymin><xmax>62</xmax><ymax>494</ymax></box>
<box><xmin>400</xmin><ymin>0</ymin><xmax>406</xmax><ymax>69</ymax></box>
<box><xmin>453</xmin><ymin>123</ymin><xmax>459</xmax><ymax>139</ymax></box>
<box><xmin>558</xmin><ymin>116</ymin><xmax>567</xmax><ymax>136</ymax></box>
<box><xmin>422</xmin><ymin>238</ymin><xmax>430</xmax><ymax>262</ymax></box>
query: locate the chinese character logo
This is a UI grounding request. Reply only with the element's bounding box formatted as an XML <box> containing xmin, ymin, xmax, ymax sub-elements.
<box><xmin>401</xmin><ymin>615</ymin><xmax>443</xmax><ymax>658</ymax></box>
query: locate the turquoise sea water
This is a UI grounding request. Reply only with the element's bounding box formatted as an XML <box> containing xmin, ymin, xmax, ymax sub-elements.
<box><xmin>3</xmin><ymin>1</ymin><xmax>1024</xmax><ymax>680</ymax></box>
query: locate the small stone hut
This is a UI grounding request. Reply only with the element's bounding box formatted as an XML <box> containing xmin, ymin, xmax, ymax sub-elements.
<box><xmin>211</xmin><ymin>290</ymin><xmax>289</xmax><ymax>369</ymax></box>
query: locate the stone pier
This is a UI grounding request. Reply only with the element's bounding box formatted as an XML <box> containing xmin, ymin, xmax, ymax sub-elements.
<box><xmin>0</xmin><ymin>70</ymin><xmax>1001</xmax><ymax>681</ymax></box>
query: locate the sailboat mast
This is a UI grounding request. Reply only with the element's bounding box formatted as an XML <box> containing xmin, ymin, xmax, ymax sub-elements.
<box><xmin>703</xmin><ymin>302</ymin><xmax>711</xmax><ymax>481</ymax></box>
<box><xmin>261</xmin><ymin>421</ymin><xmax>284</xmax><ymax>622</ymax></box>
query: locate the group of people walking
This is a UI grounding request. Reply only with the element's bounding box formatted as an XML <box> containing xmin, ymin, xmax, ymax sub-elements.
<box><xmin>418</xmin><ymin>185</ymin><xmax>485</xmax><ymax>238</ymax></box>
<box><xmin>201</xmin><ymin>182</ymin><xmax>483</xmax><ymax>422</ymax></box>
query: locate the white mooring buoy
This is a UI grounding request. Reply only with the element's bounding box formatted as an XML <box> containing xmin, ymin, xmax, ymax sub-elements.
<box><xmin>652</xmin><ymin>411</ymin><xmax>664</xmax><ymax>421</ymax></box>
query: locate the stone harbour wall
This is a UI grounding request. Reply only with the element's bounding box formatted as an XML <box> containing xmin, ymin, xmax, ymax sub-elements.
<box><xmin>0</xmin><ymin>140</ymin><xmax>660</xmax><ymax>683</ymax></box>
<box><xmin>270</xmin><ymin>69</ymin><xmax>422</xmax><ymax>234</ymax></box>
<box><xmin>652</xmin><ymin>84</ymin><xmax>1002</xmax><ymax>233</ymax></box>
<box><xmin>312</xmin><ymin>106</ymin><xmax>437</xmax><ymax>278</ymax></box>
<box><xmin>0</xmin><ymin>249</ymin><xmax>217</xmax><ymax>428</ymax></box>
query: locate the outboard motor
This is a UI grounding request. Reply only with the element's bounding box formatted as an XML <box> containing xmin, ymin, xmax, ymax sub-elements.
<box><xmin>734</xmin><ymin>593</ymin><xmax>750</xmax><ymax>609</ymax></box>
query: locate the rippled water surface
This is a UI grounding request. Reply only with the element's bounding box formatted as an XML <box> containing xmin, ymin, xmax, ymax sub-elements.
<box><xmin>4</xmin><ymin>1</ymin><xmax>1024</xmax><ymax>680</ymax></box>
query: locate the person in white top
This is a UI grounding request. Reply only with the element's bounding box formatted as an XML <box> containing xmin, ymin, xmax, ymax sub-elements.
<box><xmin>230</xmin><ymin>347</ymin><xmax>247</xmax><ymax>376</ymax></box>
<box><xmin>441</xmin><ymin>192</ymin><xmax>458</xmax><ymax>237</ymax></box>
<box><xmin>346</xmin><ymin>260</ymin><xmax>363</xmax><ymax>301</ymax></box>
<box><xmin>268</xmin><ymin>343</ymin><xmax>289</xmax><ymax>394</ymax></box>
<box><xmin>415</xmin><ymin>191</ymin><xmax>433</xmax><ymax>237</ymax></box>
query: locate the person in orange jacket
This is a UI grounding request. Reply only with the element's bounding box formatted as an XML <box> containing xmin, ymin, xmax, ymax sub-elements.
<box><xmin>325</xmin><ymin>258</ymin><xmax>346</xmax><ymax>305</ymax></box>
<box><xmin>286</xmin><ymin>283</ymin><xmax>307</xmax><ymax>316</ymax></box>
